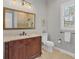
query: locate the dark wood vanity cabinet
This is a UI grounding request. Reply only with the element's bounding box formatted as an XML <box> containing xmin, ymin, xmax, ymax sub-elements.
<box><xmin>4</xmin><ymin>36</ymin><xmax>41</xmax><ymax>59</ymax></box>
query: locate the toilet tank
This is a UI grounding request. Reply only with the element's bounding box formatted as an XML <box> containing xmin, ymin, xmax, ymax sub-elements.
<box><xmin>41</xmin><ymin>33</ymin><xmax>48</xmax><ymax>43</ymax></box>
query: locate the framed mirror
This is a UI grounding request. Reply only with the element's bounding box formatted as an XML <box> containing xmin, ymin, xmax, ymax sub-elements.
<box><xmin>3</xmin><ymin>7</ymin><xmax>35</xmax><ymax>30</ymax></box>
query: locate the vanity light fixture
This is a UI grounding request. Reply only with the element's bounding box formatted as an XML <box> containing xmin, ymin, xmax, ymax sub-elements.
<box><xmin>22</xmin><ymin>0</ymin><xmax>32</xmax><ymax>9</ymax></box>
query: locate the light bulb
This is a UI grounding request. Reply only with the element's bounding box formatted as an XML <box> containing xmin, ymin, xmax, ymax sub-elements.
<box><xmin>13</xmin><ymin>0</ymin><xmax>16</xmax><ymax>4</ymax></box>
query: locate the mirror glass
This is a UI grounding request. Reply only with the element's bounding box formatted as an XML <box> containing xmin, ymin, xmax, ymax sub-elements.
<box><xmin>3</xmin><ymin>8</ymin><xmax>35</xmax><ymax>29</ymax></box>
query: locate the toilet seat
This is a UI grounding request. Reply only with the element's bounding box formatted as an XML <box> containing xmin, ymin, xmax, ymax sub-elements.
<box><xmin>45</xmin><ymin>41</ymin><xmax>54</xmax><ymax>46</ymax></box>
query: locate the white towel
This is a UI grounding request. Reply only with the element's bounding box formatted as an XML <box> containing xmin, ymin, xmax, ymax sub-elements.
<box><xmin>64</xmin><ymin>32</ymin><xmax>71</xmax><ymax>42</ymax></box>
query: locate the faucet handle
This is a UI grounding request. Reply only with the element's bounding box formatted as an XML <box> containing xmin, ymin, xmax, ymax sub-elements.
<box><xmin>19</xmin><ymin>31</ymin><xmax>27</xmax><ymax>36</ymax></box>
<box><xmin>23</xmin><ymin>31</ymin><xmax>27</xmax><ymax>35</ymax></box>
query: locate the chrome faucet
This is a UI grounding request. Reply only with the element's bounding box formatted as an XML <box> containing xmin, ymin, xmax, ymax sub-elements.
<box><xmin>19</xmin><ymin>31</ymin><xmax>27</xmax><ymax>36</ymax></box>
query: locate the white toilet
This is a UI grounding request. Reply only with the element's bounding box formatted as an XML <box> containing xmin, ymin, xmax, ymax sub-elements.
<box><xmin>41</xmin><ymin>33</ymin><xmax>54</xmax><ymax>52</ymax></box>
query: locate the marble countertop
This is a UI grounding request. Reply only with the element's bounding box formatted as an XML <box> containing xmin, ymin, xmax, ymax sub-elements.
<box><xmin>4</xmin><ymin>34</ymin><xmax>41</xmax><ymax>42</ymax></box>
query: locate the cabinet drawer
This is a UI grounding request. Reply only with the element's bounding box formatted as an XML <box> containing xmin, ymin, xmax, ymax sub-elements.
<box><xmin>28</xmin><ymin>36</ymin><xmax>41</xmax><ymax>42</ymax></box>
<box><xmin>9</xmin><ymin>39</ymin><xmax>29</xmax><ymax>47</ymax></box>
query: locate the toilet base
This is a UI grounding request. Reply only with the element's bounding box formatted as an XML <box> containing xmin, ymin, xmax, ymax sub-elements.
<box><xmin>46</xmin><ymin>45</ymin><xmax>54</xmax><ymax>52</ymax></box>
<box><xmin>42</xmin><ymin>44</ymin><xmax>54</xmax><ymax>52</ymax></box>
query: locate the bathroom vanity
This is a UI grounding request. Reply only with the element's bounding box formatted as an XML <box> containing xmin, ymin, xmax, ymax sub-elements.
<box><xmin>4</xmin><ymin>35</ymin><xmax>41</xmax><ymax>59</ymax></box>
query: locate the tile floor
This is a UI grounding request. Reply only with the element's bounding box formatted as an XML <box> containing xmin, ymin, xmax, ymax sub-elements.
<box><xmin>35</xmin><ymin>49</ymin><xmax>74</xmax><ymax>59</ymax></box>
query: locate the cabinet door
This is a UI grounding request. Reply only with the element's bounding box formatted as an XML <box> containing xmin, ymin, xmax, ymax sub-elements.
<box><xmin>9</xmin><ymin>40</ymin><xmax>28</xmax><ymax>59</ymax></box>
<box><xmin>23</xmin><ymin>39</ymin><xmax>30</xmax><ymax>59</ymax></box>
<box><xmin>4</xmin><ymin>42</ymin><xmax>9</xmax><ymax>59</ymax></box>
<box><xmin>28</xmin><ymin>36</ymin><xmax>41</xmax><ymax>58</ymax></box>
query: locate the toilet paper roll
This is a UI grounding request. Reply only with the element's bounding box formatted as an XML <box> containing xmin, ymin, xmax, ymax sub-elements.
<box><xmin>58</xmin><ymin>39</ymin><xmax>61</xmax><ymax>43</ymax></box>
<box><xmin>58</xmin><ymin>40</ymin><xmax>61</xmax><ymax>43</ymax></box>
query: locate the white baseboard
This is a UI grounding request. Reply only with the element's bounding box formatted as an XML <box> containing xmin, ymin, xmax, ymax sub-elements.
<box><xmin>54</xmin><ymin>47</ymin><xmax>75</xmax><ymax>57</ymax></box>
